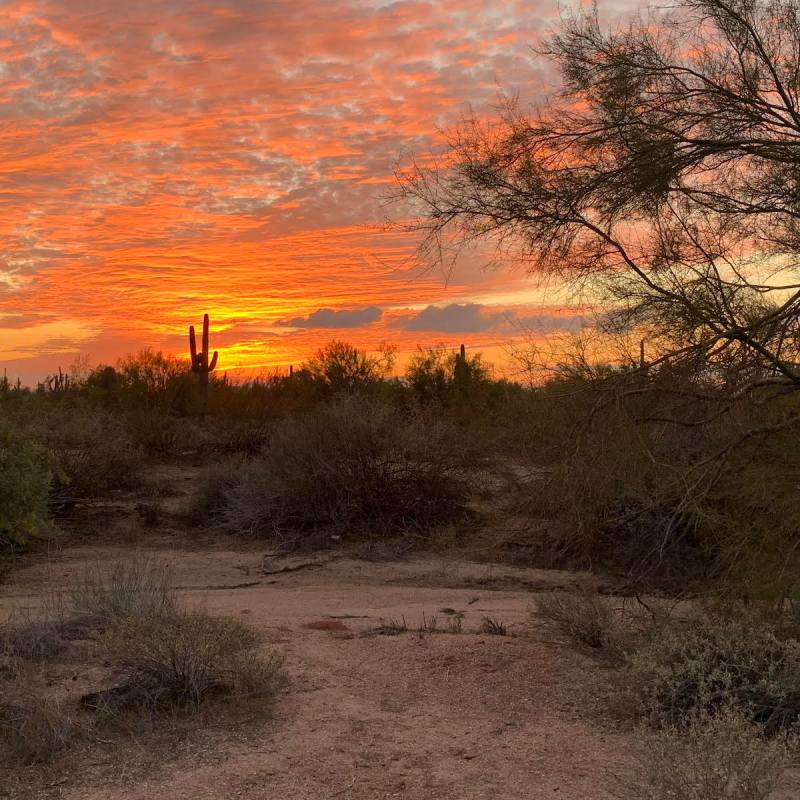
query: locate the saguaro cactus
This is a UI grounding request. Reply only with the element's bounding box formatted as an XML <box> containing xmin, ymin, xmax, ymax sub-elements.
<box><xmin>189</xmin><ymin>314</ymin><xmax>218</xmax><ymax>407</ymax></box>
<box><xmin>453</xmin><ymin>342</ymin><xmax>470</xmax><ymax>387</ymax></box>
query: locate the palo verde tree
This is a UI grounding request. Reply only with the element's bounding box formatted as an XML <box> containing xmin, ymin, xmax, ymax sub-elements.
<box><xmin>397</xmin><ymin>0</ymin><xmax>800</xmax><ymax>395</ymax></box>
<box><xmin>396</xmin><ymin>0</ymin><xmax>800</xmax><ymax>591</ymax></box>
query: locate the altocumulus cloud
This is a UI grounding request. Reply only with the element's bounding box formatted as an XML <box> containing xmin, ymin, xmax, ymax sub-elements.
<box><xmin>277</xmin><ymin>306</ymin><xmax>383</xmax><ymax>329</ymax></box>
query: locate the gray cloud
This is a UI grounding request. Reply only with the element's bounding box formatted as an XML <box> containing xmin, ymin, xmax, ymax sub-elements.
<box><xmin>394</xmin><ymin>303</ymin><xmax>588</xmax><ymax>334</ymax></box>
<box><xmin>394</xmin><ymin>303</ymin><xmax>507</xmax><ymax>333</ymax></box>
<box><xmin>277</xmin><ymin>305</ymin><xmax>382</xmax><ymax>329</ymax></box>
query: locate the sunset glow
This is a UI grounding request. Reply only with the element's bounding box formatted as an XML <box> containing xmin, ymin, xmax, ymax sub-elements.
<box><xmin>0</xmin><ymin>0</ymin><xmax>586</xmax><ymax>382</ymax></box>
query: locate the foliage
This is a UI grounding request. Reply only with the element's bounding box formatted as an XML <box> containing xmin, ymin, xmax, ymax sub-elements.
<box><xmin>633</xmin><ymin>707</ymin><xmax>794</xmax><ymax>800</ymax></box>
<box><xmin>536</xmin><ymin>589</ymin><xmax>619</xmax><ymax>652</ymax></box>
<box><xmin>100</xmin><ymin>610</ymin><xmax>283</xmax><ymax>711</ymax></box>
<box><xmin>0</xmin><ymin>423</ymin><xmax>51</xmax><ymax>547</ymax></box>
<box><xmin>302</xmin><ymin>340</ymin><xmax>396</xmax><ymax>393</ymax></box>
<box><xmin>201</xmin><ymin>396</ymin><xmax>474</xmax><ymax>540</ymax></box>
<box><xmin>406</xmin><ymin>344</ymin><xmax>490</xmax><ymax>406</ymax></box>
<box><xmin>68</xmin><ymin>556</ymin><xmax>177</xmax><ymax>622</ymax></box>
<box><xmin>30</xmin><ymin>404</ymin><xmax>143</xmax><ymax>504</ymax></box>
<box><xmin>627</xmin><ymin>617</ymin><xmax>800</xmax><ymax>734</ymax></box>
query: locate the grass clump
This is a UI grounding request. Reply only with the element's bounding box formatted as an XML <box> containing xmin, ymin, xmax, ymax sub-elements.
<box><xmin>0</xmin><ymin>664</ymin><xmax>75</xmax><ymax>765</ymax></box>
<box><xmin>68</xmin><ymin>556</ymin><xmax>177</xmax><ymax>622</ymax></box>
<box><xmin>94</xmin><ymin>610</ymin><xmax>283</xmax><ymax>713</ymax></box>
<box><xmin>536</xmin><ymin>589</ymin><xmax>618</xmax><ymax>652</ymax></box>
<box><xmin>0</xmin><ymin>694</ymin><xmax>74</xmax><ymax>765</ymax></box>
<box><xmin>627</xmin><ymin>617</ymin><xmax>800</xmax><ymax>734</ymax></box>
<box><xmin>633</xmin><ymin>707</ymin><xmax>795</xmax><ymax>800</ymax></box>
<box><xmin>479</xmin><ymin>617</ymin><xmax>508</xmax><ymax>636</ymax></box>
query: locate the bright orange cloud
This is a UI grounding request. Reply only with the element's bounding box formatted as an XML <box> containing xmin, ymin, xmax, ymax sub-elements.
<box><xmin>0</xmin><ymin>0</ymin><xmax>582</xmax><ymax>382</ymax></box>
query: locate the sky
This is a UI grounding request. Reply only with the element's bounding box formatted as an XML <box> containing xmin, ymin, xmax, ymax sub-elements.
<box><xmin>0</xmin><ymin>0</ymin><xmax>628</xmax><ymax>383</ymax></box>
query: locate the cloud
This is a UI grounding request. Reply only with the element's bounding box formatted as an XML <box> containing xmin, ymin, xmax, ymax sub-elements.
<box><xmin>394</xmin><ymin>303</ymin><xmax>507</xmax><ymax>332</ymax></box>
<box><xmin>393</xmin><ymin>303</ymin><xmax>589</xmax><ymax>334</ymax></box>
<box><xmin>0</xmin><ymin>0</ymin><xmax>578</xmax><ymax>376</ymax></box>
<box><xmin>277</xmin><ymin>305</ymin><xmax>383</xmax><ymax>328</ymax></box>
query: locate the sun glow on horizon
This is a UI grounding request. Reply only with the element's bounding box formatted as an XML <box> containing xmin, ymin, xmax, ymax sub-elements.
<box><xmin>0</xmin><ymin>0</ymin><xmax>584</xmax><ymax>384</ymax></box>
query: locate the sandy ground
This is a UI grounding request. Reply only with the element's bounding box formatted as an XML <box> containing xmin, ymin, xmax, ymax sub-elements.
<box><xmin>2</xmin><ymin>542</ymin><xmax>799</xmax><ymax>799</ymax></box>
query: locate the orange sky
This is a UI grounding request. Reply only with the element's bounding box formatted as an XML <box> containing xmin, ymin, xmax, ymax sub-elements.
<box><xmin>0</xmin><ymin>0</ymin><xmax>599</xmax><ymax>383</ymax></box>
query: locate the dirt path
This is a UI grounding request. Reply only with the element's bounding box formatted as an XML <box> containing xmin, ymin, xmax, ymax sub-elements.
<box><xmin>2</xmin><ymin>545</ymin><xmax>797</xmax><ymax>799</ymax></box>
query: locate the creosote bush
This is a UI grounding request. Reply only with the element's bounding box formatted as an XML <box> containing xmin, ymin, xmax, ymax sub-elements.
<box><xmin>203</xmin><ymin>396</ymin><xmax>474</xmax><ymax>540</ymax></box>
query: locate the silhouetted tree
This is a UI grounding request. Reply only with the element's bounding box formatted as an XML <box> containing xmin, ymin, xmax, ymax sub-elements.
<box><xmin>397</xmin><ymin>0</ymin><xmax>800</xmax><ymax>396</ymax></box>
<box><xmin>303</xmin><ymin>340</ymin><xmax>396</xmax><ymax>393</ymax></box>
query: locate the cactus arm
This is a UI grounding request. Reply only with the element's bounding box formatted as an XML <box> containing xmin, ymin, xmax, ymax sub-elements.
<box><xmin>189</xmin><ymin>325</ymin><xmax>198</xmax><ymax>369</ymax></box>
<box><xmin>208</xmin><ymin>351</ymin><xmax>218</xmax><ymax>372</ymax></box>
<box><xmin>202</xmin><ymin>314</ymin><xmax>210</xmax><ymax>369</ymax></box>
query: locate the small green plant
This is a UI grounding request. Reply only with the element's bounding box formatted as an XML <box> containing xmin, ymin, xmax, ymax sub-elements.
<box><xmin>479</xmin><ymin>617</ymin><xmax>507</xmax><ymax>636</ymax></box>
<box><xmin>633</xmin><ymin>707</ymin><xmax>794</xmax><ymax>800</ymax></box>
<box><xmin>0</xmin><ymin>422</ymin><xmax>51</xmax><ymax>547</ymax></box>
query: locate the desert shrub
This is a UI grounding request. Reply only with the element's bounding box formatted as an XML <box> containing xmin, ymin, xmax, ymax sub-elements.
<box><xmin>406</xmin><ymin>344</ymin><xmax>490</xmax><ymax>406</ymax></box>
<box><xmin>633</xmin><ymin>707</ymin><xmax>794</xmax><ymax>800</ymax></box>
<box><xmin>0</xmin><ymin>672</ymin><xmax>74</xmax><ymax>764</ymax></box>
<box><xmin>0</xmin><ymin>422</ymin><xmax>51</xmax><ymax>547</ymax></box>
<box><xmin>302</xmin><ymin>340</ymin><xmax>395</xmax><ymax>394</ymax></box>
<box><xmin>1</xmin><ymin>617</ymin><xmax>66</xmax><ymax>664</ymax></box>
<box><xmin>203</xmin><ymin>396</ymin><xmax>473</xmax><ymax>540</ymax></box>
<box><xmin>96</xmin><ymin>611</ymin><xmax>283</xmax><ymax>712</ymax></box>
<box><xmin>30</xmin><ymin>404</ymin><xmax>143</xmax><ymax>504</ymax></box>
<box><xmin>68</xmin><ymin>556</ymin><xmax>177</xmax><ymax>622</ymax></box>
<box><xmin>536</xmin><ymin>589</ymin><xmax>619</xmax><ymax>653</ymax></box>
<box><xmin>628</xmin><ymin>618</ymin><xmax>800</xmax><ymax>734</ymax></box>
<box><xmin>516</xmin><ymin>366</ymin><xmax>800</xmax><ymax>597</ymax></box>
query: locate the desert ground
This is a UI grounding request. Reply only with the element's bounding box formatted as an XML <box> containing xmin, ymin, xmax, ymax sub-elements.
<box><xmin>2</xmin><ymin>467</ymin><xmax>799</xmax><ymax>800</ymax></box>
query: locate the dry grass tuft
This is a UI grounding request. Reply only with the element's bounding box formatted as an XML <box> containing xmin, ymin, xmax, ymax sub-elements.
<box><xmin>479</xmin><ymin>616</ymin><xmax>508</xmax><ymax>636</ymax></box>
<box><xmin>68</xmin><ymin>556</ymin><xmax>177</xmax><ymax>622</ymax></box>
<box><xmin>536</xmin><ymin>589</ymin><xmax>619</xmax><ymax>652</ymax></box>
<box><xmin>633</xmin><ymin>707</ymin><xmax>795</xmax><ymax>800</ymax></box>
<box><xmin>0</xmin><ymin>663</ymin><xmax>75</xmax><ymax>764</ymax></box>
<box><xmin>90</xmin><ymin>610</ymin><xmax>284</xmax><ymax>714</ymax></box>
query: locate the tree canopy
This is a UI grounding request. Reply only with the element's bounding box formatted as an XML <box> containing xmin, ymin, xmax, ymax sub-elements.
<box><xmin>398</xmin><ymin>0</ymin><xmax>800</xmax><ymax>394</ymax></box>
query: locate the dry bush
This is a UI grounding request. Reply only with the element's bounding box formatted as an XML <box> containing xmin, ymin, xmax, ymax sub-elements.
<box><xmin>536</xmin><ymin>589</ymin><xmax>619</xmax><ymax>653</ymax></box>
<box><xmin>93</xmin><ymin>611</ymin><xmax>284</xmax><ymax>713</ymax></box>
<box><xmin>628</xmin><ymin>617</ymin><xmax>800</xmax><ymax>734</ymax></box>
<box><xmin>517</xmin><ymin>371</ymin><xmax>800</xmax><ymax>599</ymax></box>
<box><xmin>633</xmin><ymin>707</ymin><xmax>794</xmax><ymax>800</ymax></box>
<box><xmin>68</xmin><ymin>556</ymin><xmax>177</xmax><ymax>622</ymax></box>
<box><xmin>30</xmin><ymin>405</ymin><xmax>143</xmax><ymax>506</ymax></box>
<box><xmin>0</xmin><ymin>665</ymin><xmax>75</xmax><ymax>764</ymax></box>
<box><xmin>201</xmin><ymin>396</ymin><xmax>474</xmax><ymax>540</ymax></box>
